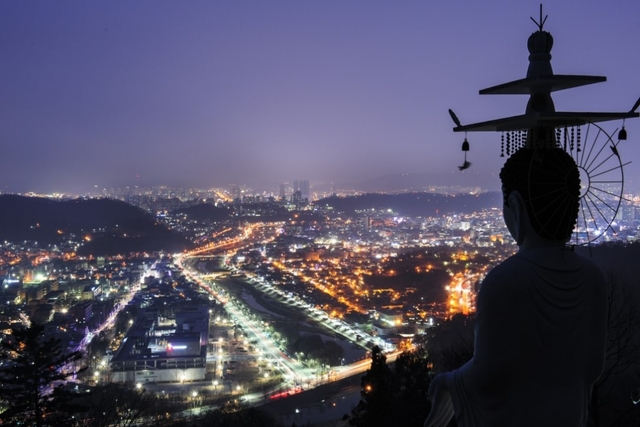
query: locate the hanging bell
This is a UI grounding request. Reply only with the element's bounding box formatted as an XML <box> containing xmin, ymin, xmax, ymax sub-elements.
<box><xmin>461</xmin><ymin>137</ymin><xmax>470</xmax><ymax>152</ymax></box>
<box><xmin>618</xmin><ymin>126</ymin><xmax>627</xmax><ymax>141</ymax></box>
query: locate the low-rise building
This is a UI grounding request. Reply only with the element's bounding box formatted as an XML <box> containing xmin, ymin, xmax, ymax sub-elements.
<box><xmin>111</xmin><ymin>305</ymin><xmax>209</xmax><ymax>384</ymax></box>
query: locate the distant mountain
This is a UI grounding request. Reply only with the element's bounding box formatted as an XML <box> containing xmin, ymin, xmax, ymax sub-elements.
<box><xmin>335</xmin><ymin>172</ymin><xmax>497</xmax><ymax>193</ymax></box>
<box><xmin>0</xmin><ymin>195</ymin><xmax>193</xmax><ymax>255</ymax></box>
<box><xmin>315</xmin><ymin>192</ymin><xmax>502</xmax><ymax>217</ymax></box>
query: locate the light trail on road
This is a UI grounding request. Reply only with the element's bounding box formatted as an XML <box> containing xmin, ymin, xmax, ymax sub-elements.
<box><xmin>177</xmin><ymin>223</ymin><xmax>399</xmax><ymax>401</ymax></box>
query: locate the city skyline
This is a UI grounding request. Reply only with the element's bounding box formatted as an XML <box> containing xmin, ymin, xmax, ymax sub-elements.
<box><xmin>1</xmin><ymin>1</ymin><xmax>640</xmax><ymax>194</ymax></box>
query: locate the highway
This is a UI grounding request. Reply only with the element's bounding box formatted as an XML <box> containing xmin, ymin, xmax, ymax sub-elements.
<box><xmin>173</xmin><ymin>222</ymin><xmax>398</xmax><ymax>403</ymax></box>
<box><xmin>177</xmin><ymin>252</ymin><xmax>396</xmax><ymax>403</ymax></box>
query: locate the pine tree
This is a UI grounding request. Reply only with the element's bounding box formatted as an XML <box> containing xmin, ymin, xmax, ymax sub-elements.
<box><xmin>0</xmin><ymin>322</ymin><xmax>85</xmax><ymax>426</ymax></box>
<box><xmin>394</xmin><ymin>346</ymin><xmax>434</xmax><ymax>426</ymax></box>
<box><xmin>349</xmin><ymin>346</ymin><xmax>398</xmax><ymax>427</ymax></box>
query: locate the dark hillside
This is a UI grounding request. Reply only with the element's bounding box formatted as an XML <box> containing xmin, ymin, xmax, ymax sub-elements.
<box><xmin>0</xmin><ymin>195</ymin><xmax>192</xmax><ymax>255</ymax></box>
<box><xmin>0</xmin><ymin>195</ymin><xmax>148</xmax><ymax>241</ymax></box>
<box><xmin>315</xmin><ymin>192</ymin><xmax>502</xmax><ymax>216</ymax></box>
<box><xmin>576</xmin><ymin>241</ymin><xmax>640</xmax><ymax>288</ymax></box>
<box><xmin>172</xmin><ymin>203</ymin><xmax>232</xmax><ymax>223</ymax></box>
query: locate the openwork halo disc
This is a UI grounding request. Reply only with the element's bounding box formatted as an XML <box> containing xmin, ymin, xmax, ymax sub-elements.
<box><xmin>522</xmin><ymin>122</ymin><xmax>626</xmax><ymax>245</ymax></box>
<box><xmin>568</xmin><ymin>123</ymin><xmax>626</xmax><ymax>245</ymax></box>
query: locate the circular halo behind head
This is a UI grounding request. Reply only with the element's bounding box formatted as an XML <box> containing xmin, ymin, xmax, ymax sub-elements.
<box><xmin>500</xmin><ymin>147</ymin><xmax>580</xmax><ymax>242</ymax></box>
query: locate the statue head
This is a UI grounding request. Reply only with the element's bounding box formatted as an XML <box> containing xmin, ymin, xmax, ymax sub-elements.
<box><xmin>499</xmin><ymin>147</ymin><xmax>580</xmax><ymax>245</ymax></box>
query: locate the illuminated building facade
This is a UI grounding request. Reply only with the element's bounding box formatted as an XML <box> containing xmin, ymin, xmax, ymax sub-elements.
<box><xmin>111</xmin><ymin>305</ymin><xmax>209</xmax><ymax>384</ymax></box>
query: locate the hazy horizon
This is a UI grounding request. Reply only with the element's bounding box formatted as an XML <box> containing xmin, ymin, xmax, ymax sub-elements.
<box><xmin>2</xmin><ymin>1</ymin><xmax>639</xmax><ymax>194</ymax></box>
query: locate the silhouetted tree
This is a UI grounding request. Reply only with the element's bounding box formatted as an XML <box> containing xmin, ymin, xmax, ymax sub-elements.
<box><xmin>74</xmin><ymin>383</ymin><xmax>165</xmax><ymax>427</ymax></box>
<box><xmin>87</xmin><ymin>333</ymin><xmax>109</xmax><ymax>356</ymax></box>
<box><xmin>198</xmin><ymin>400</ymin><xmax>283</xmax><ymax>427</ymax></box>
<box><xmin>0</xmin><ymin>323</ymin><xmax>85</xmax><ymax>426</ymax></box>
<box><xmin>319</xmin><ymin>340</ymin><xmax>345</xmax><ymax>366</ymax></box>
<box><xmin>393</xmin><ymin>345</ymin><xmax>434</xmax><ymax>426</ymax></box>
<box><xmin>349</xmin><ymin>346</ymin><xmax>398</xmax><ymax>427</ymax></box>
<box><xmin>423</xmin><ymin>313</ymin><xmax>474</xmax><ymax>373</ymax></box>
<box><xmin>114</xmin><ymin>306</ymin><xmax>139</xmax><ymax>336</ymax></box>
<box><xmin>292</xmin><ymin>334</ymin><xmax>344</xmax><ymax>366</ymax></box>
<box><xmin>590</xmin><ymin>270</ymin><xmax>640</xmax><ymax>427</ymax></box>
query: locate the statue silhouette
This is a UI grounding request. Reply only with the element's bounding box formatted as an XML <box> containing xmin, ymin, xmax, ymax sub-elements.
<box><xmin>425</xmin><ymin>147</ymin><xmax>608</xmax><ymax>427</ymax></box>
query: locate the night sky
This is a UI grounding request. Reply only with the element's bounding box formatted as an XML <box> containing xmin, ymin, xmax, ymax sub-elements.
<box><xmin>1</xmin><ymin>1</ymin><xmax>639</xmax><ymax>194</ymax></box>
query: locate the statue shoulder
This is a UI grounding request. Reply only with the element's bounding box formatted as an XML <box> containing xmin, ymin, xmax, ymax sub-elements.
<box><xmin>575</xmin><ymin>254</ymin><xmax>607</xmax><ymax>293</ymax></box>
<box><xmin>485</xmin><ymin>255</ymin><xmax>529</xmax><ymax>282</ymax></box>
<box><xmin>479</xmin><ymin>255</ymin><xmax>529</xmax><ymax>295</ymax></box>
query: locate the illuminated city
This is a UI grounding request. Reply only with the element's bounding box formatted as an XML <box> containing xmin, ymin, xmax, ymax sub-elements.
<box><xmin>2</xmin><ymin>1</ymin><xmax>640</xmax><ymax>426</ymax></box>
<box><xmin>1</xmin><ymin>182</ymin><xmax>640</xmax><ymax>424</ymax></box>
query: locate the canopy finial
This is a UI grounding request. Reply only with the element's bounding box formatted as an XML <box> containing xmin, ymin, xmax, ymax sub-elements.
<box><xmin>530</xmin><ymin>4</ymin><xmax>548</xmax><ymax>31</ymax></box>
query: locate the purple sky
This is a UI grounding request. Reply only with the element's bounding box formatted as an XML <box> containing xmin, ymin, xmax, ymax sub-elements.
<box><xmin>1</xmin><ymin>1</ymin><xmax>639</xmax><ymax>194</ymax></box>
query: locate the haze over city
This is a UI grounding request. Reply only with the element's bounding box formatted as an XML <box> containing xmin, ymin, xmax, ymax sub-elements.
<box><xmin>3</xmin><ymin>3</ymin><xmax>640</xmax><ymax>425</ymax></box>
<box><xmin>1</xmin><ymin>0</ymin><xmax>639</xmax><ymax>194</ymax></box>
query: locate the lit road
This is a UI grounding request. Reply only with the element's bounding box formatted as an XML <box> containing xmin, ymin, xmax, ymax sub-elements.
<box><xmin>179</xmin><ymin>258</ymin><xmax>395</xmax><ymax>394</ymax></box>
<box><xmin>447</xmin><ymin>272</ymin><xmax>483</xmax><ymax>316</ymax></box>
<box><xmin>75</xmin><ymin>268</ymin><xmax>146</xmax><ymax>354</ymax></box>
<box><xmin>177</xmin><ymin>253</ymin><xmax>315</xmax><ymax>388</ymax></box>
<box><xmin>176</xmin><ymin>224</ymin><xmax>397</xmax><ymax>400</ymax></box>
<box><xmin>239</xmin><ymin>271</ymin><xmax>391</xmax><ymax>354</ymax></box>
<box><xmin>224</xmin><ymin>299</ymin><xmax>309</xmax><ymax>383</ymax></box>
<box><xmin>333</xmin><ymin>350</ymin><xmax>400</xmax><ymax>381</ymax></box>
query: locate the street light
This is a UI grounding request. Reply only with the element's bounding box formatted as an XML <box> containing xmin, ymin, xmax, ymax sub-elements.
<box><xmin>191</xmin><ymin>391</ymin><xmax>199</xmax><ymax>415</ymax></box>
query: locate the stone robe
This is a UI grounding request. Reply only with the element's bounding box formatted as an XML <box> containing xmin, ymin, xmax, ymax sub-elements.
<box><xmin>444</xmin><ymin>247</ymin><xmax>607</xmax><ymax>426</ymax></box>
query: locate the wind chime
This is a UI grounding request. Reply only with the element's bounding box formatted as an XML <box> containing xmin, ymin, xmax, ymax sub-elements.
<box><xmin>448</xmin><ymin>5</ymin><xmax>637</xmax><ymax>166</ymax></box>
<box><xmin>459</xmin><ymin>134</ymin><xmax>470</xmax><ymax>170</ymax></box>
<box><xmin>445</xmin><ymin>5</ymin><xmax>639</xmax><ymax>246</ymax></box>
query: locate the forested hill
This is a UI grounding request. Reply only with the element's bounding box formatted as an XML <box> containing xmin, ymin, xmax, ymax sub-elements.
<box><xmin>172</xmin><ymin>203</ymin><xmax>233</xmax><ymax>223</ymax></box>
<box><xmin>0</xmin><ymin>195</ymin><xmax>192</xmax><ymax>255</ymax></box>
<box><xmin>315</xmin><ymin>192</ymin><xmax>502</xmax><ymax>217</ymax></box>
<box><xmin>576</xmin><ymin>241</ymin><xmax>640</xmax><ymax>291</ymax></box>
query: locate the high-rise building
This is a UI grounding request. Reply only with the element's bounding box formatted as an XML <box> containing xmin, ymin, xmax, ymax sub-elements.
<box><xmin>279</xmin><ymin>184</ymin><xmax>286</xmax><ymax>201</ymax></box>
<box><xmin>300</xmin><ymin>180</ymin><xmax>310</xmax><ymax>201</ymax></box>
<box><xmin>231</xmin><ymin>185</ymin><xmax>241</xmax><ymax>204</ymax></box>
<box><xmin>291</xmin><ymin>190</ymin><xmax>302</xmax><ymax>205</ymax></box>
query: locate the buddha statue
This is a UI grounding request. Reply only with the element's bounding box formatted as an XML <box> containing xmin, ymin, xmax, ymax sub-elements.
<box><xmin>425</xmin><ymin>147</ymin><xmax>608</xmax><ymax>427</ymax></box>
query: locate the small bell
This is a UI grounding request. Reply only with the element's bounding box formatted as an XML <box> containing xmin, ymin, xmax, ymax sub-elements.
<box><xmin>618</xmin><ymin>126</ymin><xmax>627</xmax><ymax>141</ymax></box>
<box><xmin>459</xmin><ymin>134</ymin><xmax>471</xmax><ymax>170</ymax></box>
